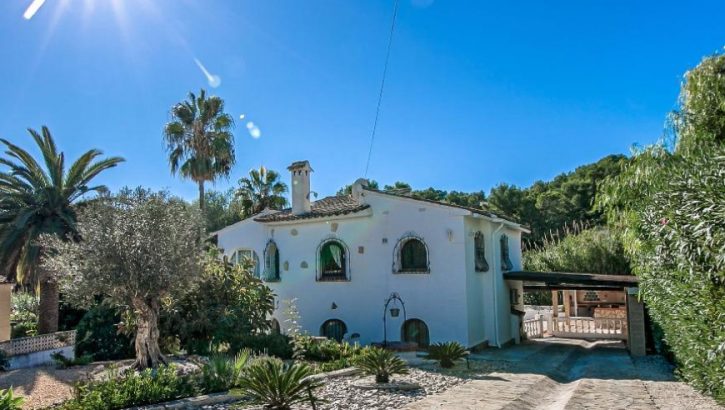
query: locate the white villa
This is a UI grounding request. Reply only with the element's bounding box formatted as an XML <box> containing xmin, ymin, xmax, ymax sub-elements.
<box><xmin>214</xmin><ymin>161</ymin><xmax>530</xmax><ymax>349</ymax></box>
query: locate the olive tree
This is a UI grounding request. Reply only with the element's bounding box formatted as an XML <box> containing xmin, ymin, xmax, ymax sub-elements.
<box><xmin>43</xmin><ymin>188</ymin><xmax>204</xmax><ymax>369</ymax></box>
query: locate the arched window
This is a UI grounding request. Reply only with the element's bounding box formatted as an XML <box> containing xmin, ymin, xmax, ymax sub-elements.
<box><xmin>402</xmin><ymin>319</ymin><xmax>430</xmax><ymax>347</ymax></box>
<box><xmin>394</xmin><ymin>235</ymin><xmax>429</xmax><ymax>273</ymax></box>
<box><xmin>231</xmin><ymin>249</ymin><xmax>260</xmax><ymax>278</ymax></box>
<box><xmin>320</xmin><ymin>319</ymin><xmax>347</xmax><ymax>342</ymax></box>
<box><xmin>318</xmin><ymin>240</ymin><xmax>348</xmax><ymax>281</ymax></box>
<box><xmin>500</xmin><ymin>234</ymin><xmax>513</xmax><ymax>271</ymax></box>
<box><xmin>474</xmin><ymin>232</ymin><xmax>489</xmax><ymax>272</ymax></box>
<box><xmin>264</xmin><ymin>240</ymin><xmax>280</xmax><ymax>281</ymax></box>
<box><xmin>269</xmin><ymin>318</ymin><xmax>281</xmax><ymax>335</ymax></box>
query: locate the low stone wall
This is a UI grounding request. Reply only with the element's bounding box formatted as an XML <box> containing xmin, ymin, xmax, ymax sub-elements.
<box><xmin>0</xmin><ymin>330</ymin><xmax>76</xmax><ymax>369</ymax></box>
<box><xmin>593</xmin><ymin>307</ymin><xmax>627</xmax><ymax>319</ymax></box>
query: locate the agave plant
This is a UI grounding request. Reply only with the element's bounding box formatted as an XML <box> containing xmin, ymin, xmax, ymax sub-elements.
<box><xmin>200</xmin><ymin>349</ymin><xmax>251</xmax><ymax>393</ymax></box>
<box><xmin>425</xmin><ymin>342</ymin><xmax>469</xmax><ymax>368</ymax></box>
<box><xmin>354</xmin><ymin>347</ymin><xmax>408</xmax><ymax>383</ymax></box>
<box><xmin>236</xmin><ymin>359</ymin><xmax>322</xmax><ymax>410</ymax></box>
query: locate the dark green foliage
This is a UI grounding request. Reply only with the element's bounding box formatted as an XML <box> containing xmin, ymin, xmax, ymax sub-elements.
<box><xmin>354</xmin><ymin>347</ymin><xmax>408</xmax><ymax>383</ymax></box>
<box><xmin>598</xmin><ymin>52</ymin><xmax>725</xmax><ymax>402</ymax></box>
<box><xmin>523</xmin><ymin>227</ymin><xmax>630</xmax><ymax>275</ymax></box>
<box><xmin>200</xmin><ymin>350</ymin><xmax>250</xmax><ymax>393</ymax></box>
<box><xmin>75</xmin><ymin>305</ymin><xmax>134</xmax><ymax>361</ymax></box>
<box><xmin>236</xmin><ymin>359</ymin><xmax>322</xmax><ymax>410</ymax></box>
<box><xmin>235</xmin><ymin>166</ymin><xmax>288</xmax><ymax>219</ymax></box>
<box><xmin>292</xmin><ymin>335</ymin><xmax>361</xmax><ymax>362</ymax></box>
<box><xmin>0</xmin><ymin>387</ymin><xmax>24</xmax><ymax>409</ymax></box>
<box><xmin>196</xmin><ymin>189</ymin><xmax>243</xmax><ymax>232</ymax></box>
<box><xmin>51</xmin><ymin>352</ymin><xmax>93</xmax><ymax>369</ymax></box>
<box><xmin>236</xmin><ymin>334</ymin><xmax>293</xmax><ymax>360</ymax></box>
<box><xmin>0</xmin><ymin>350</ymin><xmax>9</xmax><ymax>371</ymax></box>
<box><xmin>58</xmin><ymin>365</ymin><xmax>198</xmax><ymax>410</ymax></box>
<box><xmin>425</xmin><ymin>342</ymin><xmax>469</xmax><ymax>369</ymax></box>
<box><xmin>160</xmin><ymin>250</ymin><xmax>275</xmax><ymax>355</ymax></box>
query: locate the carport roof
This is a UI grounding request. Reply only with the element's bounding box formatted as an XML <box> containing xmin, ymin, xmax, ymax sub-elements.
<box><xmin>504</xmin><ymin>271</ymin><xmax>638</xmax><ymax>289</ymax></box>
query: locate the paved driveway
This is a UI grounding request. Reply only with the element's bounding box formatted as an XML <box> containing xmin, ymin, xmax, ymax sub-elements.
<box><xmin>405</xmin><ymin>338</ymin><xmax>722</xmax><ymax>410</ymax></box>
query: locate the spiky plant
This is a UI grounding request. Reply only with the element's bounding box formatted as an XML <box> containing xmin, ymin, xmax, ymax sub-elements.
<box><xmin>200</xmin><ymin>349</ymin><xmax>251</xmax><ymax>392</ymax></box>
<box><xmin>425</xmin><ymin>342</ymin><xmax>469</xmax><ymax>368</ymax></box>
<box><xmin>354</xmin><ymin>347</ymin><xmax>408</xmax><ymax>383</ymax></box>
<box><xmin>236</xmin><ymin>359</ymin><xmax>322</xmax><ymax>410</ymax></box>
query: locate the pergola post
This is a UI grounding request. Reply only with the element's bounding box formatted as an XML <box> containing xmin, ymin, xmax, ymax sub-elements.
<box><xmin>626</xmin><ymin>287</ymin><xmax>646</xmax><ymax>356</ymax></box>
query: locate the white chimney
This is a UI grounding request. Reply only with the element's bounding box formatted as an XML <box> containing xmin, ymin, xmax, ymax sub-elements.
<box><xmin>288</xmin><ymin>160</ymin><xmax>313</xmax><ymax>215</ymax></box>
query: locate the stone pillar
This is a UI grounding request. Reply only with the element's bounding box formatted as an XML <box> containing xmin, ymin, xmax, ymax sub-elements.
<box><xmin>0</xmin><ymin>283</ymin><xmax>12</xmax><ymax>341</ymax></box>
<box><xmin>563</xmin><ymin>290</ymin><xmax>571</xmax><ymax>318</ymax></box>
<box><xmin>626</xmin><ymin>288</ymin><xmax>646</xmax><ymax>357</ymax></box>
<box><xmin>551</xmin><ymin>290</ymin><xmax>558</xmax><ymax>317</ymax></box>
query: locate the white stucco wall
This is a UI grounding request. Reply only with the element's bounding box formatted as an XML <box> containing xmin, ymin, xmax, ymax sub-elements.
<box><xmin>216</xmin><ymin>189</ymin><xmax>526</xmax><ymax>348</ymax></box>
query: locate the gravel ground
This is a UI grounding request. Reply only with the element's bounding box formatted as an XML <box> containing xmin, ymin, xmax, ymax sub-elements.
<box><xmin>0</xmin><ymin>364</ymin><xmax>103</xmax><ymax>409</ymax></box>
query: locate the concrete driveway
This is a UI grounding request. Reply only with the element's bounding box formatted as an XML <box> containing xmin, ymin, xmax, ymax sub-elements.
<box><xmin>405</xmin><ymin>338</ymin><xmax>722</xmax><ymax>410</ymax></box>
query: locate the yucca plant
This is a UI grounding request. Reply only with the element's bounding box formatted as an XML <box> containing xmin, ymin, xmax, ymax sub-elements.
<box><xmin>425</xmin><ymin>342</ymin><xmax>469</xmax><ymax>368</ymax></box>
<box><xmin>236</xmin><ymin>359</ymin><xmax>322</xmax><ymax>410</ymax></box>
<box><xmin>200</xmin><ymin>349</ymin><xmax>251</xmax><ymax>393</ymax></box>
<box><xmin>0</xmin><ymin>387</ymin><xmax>24</xmax><ymax>410</ymax></box>
<box><xmin>354</xmin><ymin>347</ymin><xmax>408</xmax><ymax>383</ymax></box>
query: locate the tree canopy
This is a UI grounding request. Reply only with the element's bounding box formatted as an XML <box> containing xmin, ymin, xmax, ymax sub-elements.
<box><xmin>43</xmin><ymin>188</ymin><xmax>204</xmax><ymax>369</ymax></box>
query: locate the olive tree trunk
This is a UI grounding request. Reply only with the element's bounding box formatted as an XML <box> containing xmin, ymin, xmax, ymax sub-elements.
<box><xmin>37</xmin><ymin>265</ymin><xmax>59</xmax><ymax>334</ymax></box>
<box><xmin>132</xmin><ymin>298</ymin><xmax>166</xmax><ymax>369</ymax></box>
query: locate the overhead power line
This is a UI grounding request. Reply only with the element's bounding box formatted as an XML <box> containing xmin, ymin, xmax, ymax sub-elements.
<box><xmin>364</xmin><ymin>0</ymin><xmax>400</xmax><ymax>178</ymax></box>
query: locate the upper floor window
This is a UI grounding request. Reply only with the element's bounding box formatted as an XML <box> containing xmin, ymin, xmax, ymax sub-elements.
<box><xmin>500</xmin><ymin>234</ymin><xmax>513</xmax><ymax>271</ymax></box>
<box><xmin>474</xmin><ymin>232</ymin><xmax>489</xmax><ymax>272</ymax></box>
<box><xmin>394</xmin><ymin>235</ymin><xmax>429</xmax><ymax>273</ymax></box>
<box><xmin>318</xmin><ymin>239</ymin><xmax>348</xmax><ymax>281</ymax></box>
<box><xmin>264</xmin><ymin>240</ymin><xmax>280</xmax><ymax>282</ymax></box>
<box><xmin>231</xmin><ymin>248</ymin><xmax>260</xmax><ymax>277</ymax></box>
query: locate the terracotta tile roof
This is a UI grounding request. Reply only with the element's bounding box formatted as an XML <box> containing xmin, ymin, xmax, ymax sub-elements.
<box><xmin>253</xmin><ymin>195</ymin><xmax>370</xmax><ymax>222</ymax></box>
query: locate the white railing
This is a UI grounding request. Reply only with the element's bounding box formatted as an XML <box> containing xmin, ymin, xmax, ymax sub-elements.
<box><xmin>523</xmin><ymin>317</ymin><xmax>546</xmax><ymax>339</ymax></box>
<box><xmin>0</xmin><ymin>330</ymin><xmax>76</xmax><ymax>356</ymax></box>
<box><xmin>550</xmin><ymin>317</ymin><xmax>627</xmax><ymax>340</ymax></box>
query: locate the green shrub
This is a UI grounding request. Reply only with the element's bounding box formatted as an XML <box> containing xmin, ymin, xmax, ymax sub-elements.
<box><xmin>425</xmin><ymin>342</ymin><xmax>469</xmax><ymax>368</ymax></box>
<box><xmin>51</xmin><ymin>352</ymin><xmax>93</xmax><ymax>369</ymax></box>
<box><xmin>236</xmin><ymin>333</ymin><xmax>293</xmax><ymax>360</ymax></box>
<box><xmin>200</xmin><ymin>350</ymin><xmax>250</xmax><ymax>393</ymax></box>
<box><xmin>75</xmin><ymin>304</ymin><xmax>134</xmax><ymax>361</ymax></box>
<box><xmin>160</xmin><ymin>252</ymin><xmax>275</xmax><ymax>355</ymax></box>
<box><xmin>58</xmin><ymin>365</ymin><xmax>197</xmax><ymax>410</ymax></box>
<box><xmin>10</xmin><ymin>292</ymin><xmax>38</xmax><ymax>338</ymax></box>
<box><xmin>236</xmin><ymin>359</ymin><xmax>322</xmax><ymax>410</ymax></box>
<box><xmin>354</xmin><ymin>347</ymin><xmax>408</xmax><ymax>383</ymax></box>
<box><xmin>0</xmin><ymin>387</ymin><xmax>24</xmax><ymax>410</ymax></box>
<box><xmin>293</xmin><ymin>335</ymin><xmax>361</xmax><ymax>362</ymax></box>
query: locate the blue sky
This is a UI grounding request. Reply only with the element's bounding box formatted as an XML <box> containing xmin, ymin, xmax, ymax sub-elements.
<box><xmin>1</xmin><ymin>1</ymin><xmax>723</xmax><ymax>201</ymax></box>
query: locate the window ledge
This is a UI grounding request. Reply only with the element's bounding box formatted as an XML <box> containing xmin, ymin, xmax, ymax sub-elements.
<box><xmin>317</xmin><ymin>277</ymin><xmax>350</xmax><ymax>282</ymax></box>
<box><xmin>395</xmin><ymin>270</ymin><xmax>431</xmax><ymax>274</ymax></box>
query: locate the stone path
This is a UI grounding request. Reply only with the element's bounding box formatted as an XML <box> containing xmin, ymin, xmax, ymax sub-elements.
<box><xmin>405</xmin><ymin>338</ymin><xmax>723</xmax><ymax>410</ymax></box>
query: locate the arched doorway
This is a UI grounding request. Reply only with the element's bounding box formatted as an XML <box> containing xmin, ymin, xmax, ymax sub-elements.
<box><xmin>401</xmin><ymin>318</ymin><xmax>430</xmax><ymax>347</ymax></box>
<box><xmin>320</xmin><ymin>319</ymin><xmax>347</xmax><ymax>342</ymax></box>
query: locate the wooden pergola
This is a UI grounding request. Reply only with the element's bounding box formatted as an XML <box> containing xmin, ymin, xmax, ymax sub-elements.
<box><xmin>504</xmin><ymin>270</ymin><xmax>645</xmax><ymax>356</ymax></box>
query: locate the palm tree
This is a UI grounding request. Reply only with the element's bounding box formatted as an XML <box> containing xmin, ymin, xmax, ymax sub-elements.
<box><xmin>163</xmin><ymin>89</ymin><xmax>235</xmax><ymax>211</ymax></box>
<box><xmin>0</xmin><ymin>127</ymin><xmax>124</xmax><ymax>334</ymax></box>
<box><xmin>236</xmin><ymin>166</ymin><xmax>288</xmax><ymax>218</ymax></box>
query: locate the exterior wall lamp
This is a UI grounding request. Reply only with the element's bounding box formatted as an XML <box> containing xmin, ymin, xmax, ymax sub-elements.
<box><xmin>383</xmin><ymin>292</ymin><xmax>406</xmax><ymax>347</ymax></box>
